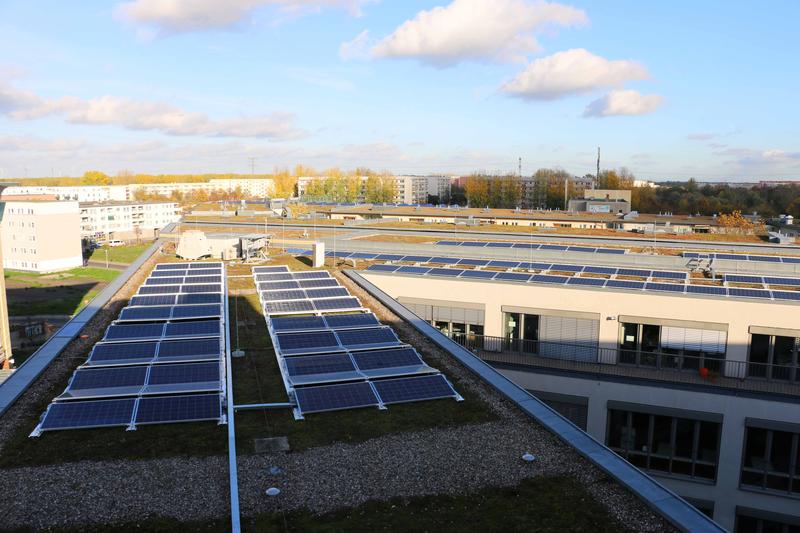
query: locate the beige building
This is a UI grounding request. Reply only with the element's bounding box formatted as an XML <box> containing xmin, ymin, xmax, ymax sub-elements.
<box><xmin>1</xmin><ymin>199</ymin><xmax>83</xmax><ymax>273</ymax></box>
<box><xmin>79</xmin><ymin>201</ymin><xmax>180</xmax><ymax>241</ymax></box>
<box><xmin>0</xmin><ymin>202</ymin><xmax>12</xmax><ymax>367</ymax></box>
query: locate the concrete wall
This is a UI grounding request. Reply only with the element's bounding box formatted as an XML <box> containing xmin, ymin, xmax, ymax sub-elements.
<box><xmin>2</xmin><ymin>201</ymin><xmax>82</xmax><ymax>273</ymax></box>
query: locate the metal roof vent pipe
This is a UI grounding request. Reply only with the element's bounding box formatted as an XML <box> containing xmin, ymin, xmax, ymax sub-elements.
<box><xmin>266</xmin><ymin>487</ymin><xmax>281</xmax><ymax>497</ymax></box>
<box><xmin>522</xmin><ymin>452</ymin><xmax>536</xmax><ymax>463</ymax></box>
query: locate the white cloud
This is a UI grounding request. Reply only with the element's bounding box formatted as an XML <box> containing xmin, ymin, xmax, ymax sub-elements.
<box><xmin>0</xmin><ymin>135</ymin><xmax>86</xmax><ymax>153</ymax></box>
<box><xmin>687</xmin><ymin>132</ymin><xmax>716</xmax><ymax>141</ymax></box>
<box><xmin>367</xmin><ymin>0</ymin><xmax>587</xmax><ymax>67</ymax></box>
<box><xmin>117</xmin><ymin>0</ymin><xmax>369</xmax><ymax>34</ymax></box>
<box><xmin>716</xmin><ymin>147</ymin><xmax>800</xmax><ymax>167</ymax></box>
<box><xmin>339</xmin><ymin>30</ymin><xmax>371</xmax><ymax>60</ymax></box>
<box><xmin>502</xmin><ymin>48</ymin><xmax>649</xmax><ymax>100</ymax></box>
<box><xmin>0</xmin><ymin>82</ymin><xmax>304</xmax><ymax>140</ymax></box>
<box><xmin>583</xmin><ymin>89</ymin><xmax>663</xmax><ymax>117</ymax></box>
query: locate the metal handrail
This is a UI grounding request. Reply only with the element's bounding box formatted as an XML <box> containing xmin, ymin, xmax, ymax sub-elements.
<box><xmin>447</xmin><ymin>332</ymin><xmax>800</xmax><ymax>396</ymax></box>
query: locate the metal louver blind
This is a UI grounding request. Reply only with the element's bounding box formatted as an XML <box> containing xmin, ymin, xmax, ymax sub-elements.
<box><xmin>661</xmin><ymin>327</ymin><xmax>726</xmax><ymax>353</ymax></box>
<box><xmin>539</xmin><ymin>316</ymin><xmax>599</xmax><ymax>361</ymax></box>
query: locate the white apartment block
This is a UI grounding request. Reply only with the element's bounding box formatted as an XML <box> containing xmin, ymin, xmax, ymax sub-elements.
<box><xmin>426</xmin><ymin>175</ymin><xmax>454</xmax><ymax>203</ymax></box>
<box><xmin>1</xmin><ymin>185</ymin><xmax>128</xmax><ymax>203</ymax></box>
<box><xmin>1</xmin><ymin>200</ymin><xmax>83</xmax><ymax>273</ymax></box>
<box><xmin>127</xmin><ymin>179</ymin><xmax>275</xmax><ymax>199</ymax></box>
<box><xmin>298</xmin><ymin>175</ymin><xmax>439</xmax><ymax>204</ymax></box>
<box><xmin>80</xmin><ymin>201</ymin><xmax>180</xmax><ymax>241</ymax></box>
<box><xmin>207</xmin><ymin>178</ymin><xmax>275</xmax><ymax>197</ymax></box>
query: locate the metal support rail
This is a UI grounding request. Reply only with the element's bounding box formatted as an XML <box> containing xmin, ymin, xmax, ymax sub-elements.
<box><xmin>234</xmin><ymin>402</ymin><xmax>294</xmax><ymax>411</ymax></box>
<box><xmin>224</xmin><ymin>269</ymin><xmax>241</xmax><ymax>533</ymax></box>
<box><xmin>344</xmin><ymin>270</ymin><xmax>726</xmax><ymax>533</ymax></box>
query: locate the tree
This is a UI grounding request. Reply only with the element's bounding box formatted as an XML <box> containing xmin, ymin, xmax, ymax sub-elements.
<box><xmin>272</xmin><ymin>168</ymin><xmax>298</xmax><ymax>198</ymax></box>
<box><xmin>464</xmin><ymin>175</ymin><xmax>489</xmax><ymax>207</ymax></box>
<box><xmin>718</xmin><ymin>210</ymin><xmax>755</xmax><ymax>234</ymax></box>
<box><xmin>81</xmin><ymin>170</ymin><xmax>111</xmax><ymax>185</ymax></box>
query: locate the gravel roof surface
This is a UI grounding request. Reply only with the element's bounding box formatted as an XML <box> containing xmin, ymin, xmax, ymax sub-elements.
<box><xmin>0</xmin><ymin>264</ymin><xmax>675</xmax><ymax>532</ymax></box>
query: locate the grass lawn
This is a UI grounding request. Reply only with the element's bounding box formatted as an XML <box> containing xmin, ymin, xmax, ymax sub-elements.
<box><xmin>49</xmin><ymin>476</ymin><xmax>628</xmax><ymax>533</ymax></box>
<box><xmin>4</xmin><ymin>267</ymin><xmax>121</xmax><ymax>316</ymax></box>
<box><xmin>87</xmin><ymin>243</ymin><xmax>150</xmax><ymax>264</ymax></box>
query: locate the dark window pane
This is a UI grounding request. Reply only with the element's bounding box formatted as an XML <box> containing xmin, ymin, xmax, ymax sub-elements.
<box><xmin>523</xmin><ymin>314</ymin><xmax>538</xmax><ymax>342</ymax></box>
<box><xmin>745</xmin><ymin>427</ymin><xmax>768</xmax><ymax>469</ymax></box>
<box><xmin>607</xmin><ymin>409</ymin><xmax>627</xmax><ymax>449</ymax></box>
<box><xmin>694</xmin><ymin>463</ymin><xmax>715</xmax><ymax>480</ymax></box>
<box><xmin>771</xmin><ymin>430</ymin><xmax>793</xmax><ymax>473</ymax></box>
<box><xmin>697</xmin><ymin>421</ymin><xmax>720</xmax><ymax>464</ymax></box>
<box><xmin>652</xmin><ymin>415</ymin><xmax>673</xmax><ymax>457</ymax></box>
<box><xmin>675</xmin><ymin>418</ymin><xmax>694</xmax><ymax>458</ymax></box>
<box><xmin>632</xmin><ymin>412</ymin><xmax>650</xmax><ymax>452</ymax></box>
<box><xmin>749</xmin><ymin>334</ymin><xmax>770</xmax><ymax>378</ymax></box>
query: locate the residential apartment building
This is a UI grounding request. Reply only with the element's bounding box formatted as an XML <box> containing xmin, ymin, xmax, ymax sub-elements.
<box><xmin>426</xmin><ymin>175</ymin><xmax>454</xmax><ymax>202</ymax></box>
<box><xmin>79</xmin><ymin>201</ymin><xmax>180</xmax><ymax>241</ymax></box>
<box><xmin>1</xmin><ymin>200</ymin><xmax>82</xmax><ymax>273</ymax></box>
<box><xmin>298</xmin><ymin>175</ymin><xmax>441</xmax><ymax>205</ymax></box>
<box><xmin>362</xmin><ymin>264</ymin><xmax>800</xmax><ymax>531</ymax></box>
<box><xmin>520</xmin><ymin>174</ymin><xmax>595</xmax><ymax>209</ymax></box>
<box><xmin>1</xmin><ymin>185</ymin><xmax>128</xmax><ymax>202</ymax></box>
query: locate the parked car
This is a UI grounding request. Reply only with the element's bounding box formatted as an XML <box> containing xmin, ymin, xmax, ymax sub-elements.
<box><xmin>106</xmin><ymin>239</ymin><xmax>125</xmax><ymax>247</ymax></box>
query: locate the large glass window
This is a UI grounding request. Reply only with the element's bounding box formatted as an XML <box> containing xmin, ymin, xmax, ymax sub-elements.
<box><xmin>606</xmin><ymin>408</ymin><xmax>720</xmax><ymax>481</ymax></box>
<box><xmin>736</xmin><ymin>512</ymin><xmax>800</xmax><ymax>533</ymax></box>
<box><xmin>619</xmin><ymin>322</ymin><xmax>726</xmax><ymax>371</ymax></box>
<box><xmin>748</xmin><ymin>334</ymin><xmax>800</xmax><ymax>382</ymax></box>
<box><xmin>741</xmin><ymin>426</ymin><xmax>800</xmax><ymax>496</ymax></box>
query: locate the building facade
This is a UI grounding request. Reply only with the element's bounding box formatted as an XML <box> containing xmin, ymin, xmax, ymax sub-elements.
<box><xmin>362</xmin><ymin>270</ymin><xmax>800</xmax><ymax>531</ymax></box>
<box><xmin>0</xmin><ymin>202</ymin><xmax>12</xmax><ymax>367</ymax></box>
<box><xmin>1</xmin><ymin>185</ymin><xmax>128</xmax><ymax>203</ymax></box>
<box><xmin>79</xmin><ymin>201</ymin><xmax>180</xmax><ymax>241</ymax></box>
<box><xmin>1</xmin><ymin>200</ymin><xmax>83</xmax><ymax>273</ymax></box>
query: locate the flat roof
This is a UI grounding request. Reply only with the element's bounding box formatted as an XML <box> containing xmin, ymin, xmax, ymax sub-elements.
<box><xmin>79</xmin><ymin>201</ymin><xmax>178</xmax><ymax>207</ymax></box>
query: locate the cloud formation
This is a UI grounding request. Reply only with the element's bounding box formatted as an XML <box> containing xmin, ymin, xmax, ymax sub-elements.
<box><xmin>0</xmin><ymin>82</ymin><xmax>304</xmax><ymax>140</ymax></box>
<box><xmin>716</xmin><ymin>147</ymin><xmax>800</xmax><ymax>167</ymax></box>
<box><xmin>502</xmin><ymin>48</ymin><xmax>649</xmax><ymax>100</ymax></box>
<box><xmin>583</xmin><ymin>89</ymin><xmax>663</xmax><ymax>117</ymax></box>
<box><xmin>117</xmin><ymin>0</ymin><xmax>368</xmax><ymax>34</ymax></box>
<box><xmin>364</xmin><ymin>0</ymin><xmax>587</xmax><ymax>67</ymax></box>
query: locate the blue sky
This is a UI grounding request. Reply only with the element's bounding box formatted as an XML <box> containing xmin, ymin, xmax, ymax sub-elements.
<box><xmin>0</xmin><ymin>0</ymin><xmax>798</xmax><ymax>181</ymax></box>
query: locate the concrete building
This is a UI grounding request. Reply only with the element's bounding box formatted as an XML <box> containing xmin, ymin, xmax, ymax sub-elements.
<box><xmin>1</xmin><ymin>199</ymin><xmax>82</xmax><ymax>273</ymax></box>
<box><xmin>207</xmin><ymin>178</ymin><xmax>275</xmax><ymax>198</ymax></box>
<box><xmin>394</xmin><ymin>175</ymin><xmax>429</xmax><ymax>204</ymax></box>
<box><xmin>568</xmin><ymin>189</ymin><xmax>633</xmax><ymax>214</ymax></box>
<box><xmin>520</xmin><ymin>174</ymin><xmax>595</xmax><ymax>209</ymax></box>
<box><xmin>426</xmin><ymin>175</ymin><xmax>454</xmax><ymax>202</ymax></box>
<box><xmin>362</xmin><ymin>265</ymin><xmax>800</xmax><ymax>531</ymax></box>
<box><xmin>1</xmin><ymin>185</ymin><xmax>128</xmax><ymax>202</ymax></box>
<box><xmin>79</xmin><ymin>201</ymin><xmax>180</xmax><ymax>241</ymax></box>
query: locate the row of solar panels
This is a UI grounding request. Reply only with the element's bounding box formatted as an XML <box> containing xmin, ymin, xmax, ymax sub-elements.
<box><xmin>436</xmin><ymin>240</ymin><xmax>627</xmax><ymax>254</ymax></box>
<box><xmin>723</xmin><ymin>274</ymin><xmax>800</xmax><ymax>287</ymax></box>
<box><xmin>287</xmin><ymin>249</ymin><xmax>688</xmax><ymax>280</ymax></box>
<box><xmin>31</xmin><ymin>262</ymin><xmax>227</xmax><ymax>435</ymax></box>
<box><xmin>364</xmin><ymin>264</ymin><xmax>800</xmax><ymax>302</ymax></box>
<box><xmin>254</xmin><ymin>265</ymin><xmax>461</xmax><ymax>417</ymax></box>
<box><xmin>685</xmin><ymin>252</ymin><xmax>800</xmax><ymax>264</ymax></box>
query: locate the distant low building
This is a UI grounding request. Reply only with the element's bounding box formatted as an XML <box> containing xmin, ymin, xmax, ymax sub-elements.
<box><xmin>568</xmin><ymin>189</ymin><xmax>632</xmax><ymax>214</ymax></box>
<box><xmin>79</xmin><ymin>201</ymin><xmax>180</xmax><ymax>241</ymax></box>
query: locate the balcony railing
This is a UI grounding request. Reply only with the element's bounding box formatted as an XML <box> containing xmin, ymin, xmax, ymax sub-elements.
<box><xmin>447</xmin><ymin>333</ymin><xmax>800</xmax><ymax>397</ymax></box>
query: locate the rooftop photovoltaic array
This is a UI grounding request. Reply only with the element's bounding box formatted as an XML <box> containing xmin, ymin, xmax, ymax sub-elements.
<box><xmin>435</xmin><ymin>240</ymin><xmax>627</xmax><ymax>254</ymax></box>
<box><xmin>684</xmin><ymin>251</ymin><xmax>800</xmax><ymax>264</ymax></box>
<box><xmin>252</xmin><ymin>267</ymin><xmax>461</xmax><ymax>418</ymax></box>
<box><xmin>30</xmin><ymin>262</ymin><xmax>227</xmax><ymax>436</ymax></box>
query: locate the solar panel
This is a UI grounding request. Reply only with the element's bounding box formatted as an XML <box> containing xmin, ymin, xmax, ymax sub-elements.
<box><xmin>145</xmin><ymin>277</ymin><xmax>184</xmax><ymax>286</ymax></box>
<box><xmin>527</xmin><ymin>262</ymin><xmax>554</xmax><ymax>271</ymax></box>
<box><xmin>549</xmin><ymin>264</ymin><xmax>583</xmax><ymax>273</ymax></box>
<box><xmin>567</xmin><ymin>277</ymin><xmax>605</xmax><ymax>287</ymax></box>
<box><xmin>645</xmin><ymin>283</ymin><xmax>686</xmax><ymax>293</ymax></box>
<box><xmin>189</xmin><ymin>262</ymin><xmax>222</xmax><ymax>269</ymax></box>
<box><xmin>304</xmin><ymin>287</ymin><xmax>349</xmax><ymax>299</ymax></box>
<box><xmin>596</xmin><ymin>248</ymin><xmax>626</xmax><ymax>254</ymax></box>
<box><xmin>487</xmin><ymin>260</ymin><xmax>520</xmax><ymax>269</ymax></box>
<box><xmin>294</xmin><ymin>382</ymin><xmax>379</xmax><ymax>414</ymax></box>
<box><xmin>271</xmin><ymin>316</ymin><xmax>327</xmax><ymax>332</ymax></box>
<box><xmin>184</xmin><ymin>269</ymin><xmax>221</xmax><ymax>277</ymax></box>
<box><xmin>259</xmin><ymin>280</ymin><xmax>302</xmax><ymax>290</ymax></box>
<box><xmin>150</xmin><ymin>269</ymin><xmax>187</xmax><ymax>277</ymax></box>
<box><xmin>155</xmin><ymin>263</ymin><xmax>188</xmax><ymax>270</ymax></box>
<box><xmin>164</xmin><ymin>319</ymin><xmax>220</xmax><ymax>339</ymax></box>
<box><xmin>487</xmin><ymin>242</ymin><xmax>515</xmax><ymax>248</ymax></box>
<box><xmin>531</xmin><ymin>274</ymin><xmax>568</xmax><ymax>284</ymax></box>
<box><xmin>683</xmin><ymin>252</ymin><xmax>700</xmax><ymax>258</ymax></box>
<box><xmin>728</xmin><ymin>288</ymin><xmax>771</xmax><ymax>299</ymax></box>
<box><xmin>138</xmin><ymin>285</ymin><xmax>181</xmax><ymax>295</ymax></box>
<box><xmin>183</xmin><ymin>275</ymin><xmax>222</xmax><ymax>284</ymax></box>
<box><xmin>171</xmin><ymin>304</ymin><xmax>221</xmax><ymax>319</ymax></box>
<box><xmin>651</xmin><ymin>271</ymin><xmax>688</xmax><ymax>280</ymax></box>
<box><xmin>68</xmin><ymin>366</ymin><xmax>148</xmax><ymax>391</ymax></box>
<box><xmin>771</xmin><ymin>291</ymin><xmax>800</xmax><ymax>301</ymax></box>
<box><xmin>130</xmin><ymin>295</ymin><xmax>177</xmax><ymax>307</ymax></box>
<box><xmin>366</xmin><ymin>264</ymin><xmax>400</xmax><ymax>273</ymax></box>
<box><xmin>298</xmin><ymin>278</ymin><xmax>340</xmax><ymax>288</ymax></box>
<box><xmin>372</xmin><ymin>374</ymin><xmax>458</xmax><ymax>405</ymax></box>
<box><xmin>277</xmin><ymin>331</ymin><xmax>341</xmax><ymax>354</ymax></box>
<box><xmin>313</xmin><ymin>297</ymin><xmax>361</xmax><ymax>311</ymax></box>
<box><xmin>351</xmin><ymin>347</ymin><xmax>424</xmax><ymax>371</ymax></box>
<box><xmin>616</xmin><ymin>269</ymin><xmax>652</xmax><ymax>278</ymax></box>
<box><xmin>157</xmin><ymin>338</ymin><xmax>221</xmax><ymax>362</ymax></box>
<box><xmin>324</xmin><ymin>313</ymin><xmax>381</xmax><ymax>329</ymax></box>
<box><xmin>567</xmin><ymin>246</ymin><xmax>596</xmax><ymax>253</ymax></box>
<box><xmin>606</xmin><ymin>280</ymin><xmax>645</xmax><ymax>290</ymax></box>
<box><xmin>494</xmin><ymin>272</ymin><xmax>531</xmax><ymax>282</ymax></box>
<box><xmin>511</xmin><ymin>243</ymin><xmax>537</xmax><ymax>249</ymax></box>
<box><xmin>118</xmin><ymin>306</ymin><xmax>172</xmax><ymax>322</ymax></box>
<box><xmin>261</xmin><ymin>290</ymin><xmax>307</xmax><ymax>302</ymax></box>
<box><xmin>375</xmin><ymin>254</ymin><xmax>404</xmax><ymax>261</ymax></box>
<box><xmin>39</xmin><ymin>398</ymin><xmax>136</xmax><ymax>430</ymax></box>
<box><xmin>458</xmin><ymin>270</ymin><xmax>496</xmax><ymax>279</ymax></box>
<box><xmin>716</xmin><ymin>253</ymin><xmax>745</xmax><ymax>260</ymax></box>
<box><xmin>725</xmin><ymin>274</ymin><xmax>763</xmax><ymax>284</ymax></box>
<box><xmin>177</xmin><ymin>293</ymin><xmax>222</xmax><ymax>305</ymax></box>
<box><xmin>253</xmin><ymin>265</ymin><xmax>290</xmax><ymax>273</ymax></box>
<box><xmin>257</xmin><ymin>273</ymin><xmax>294</xmax><ymax>282</ymax></box>
<box><xmin>87</xmin><ymin>342</ymin><xmax>159</xmax><ymax>364</ymax></box>
<box><xmin>749</xmin><ymin>255</ymin><xmax>781</xmax><ymax>263</ymax></box>
<box><xmin>781</xmin><ymin>257</ymin><xmax>800</xmax><ymax>264</ymax></box>
<box><xmin>397</xmin><ymin>266</ymin><xmax>431</xmax><ymax>275</ymax></box>
<box><xmin>336</xmin><ymin>327</ymin><xmax>400</xmax><ymax>349</ymax></box>
<box><xmin>428</xmin><ymin>268</ymin><xmax>463</xmax><ymax>277</ymax></box>
<box><xmin>265</xmin><ymin>300</ymin><xmax>315</xmax><ymax>314</ymax></box>
<box><xmin>349</xmin><ymin>252</ymin><xmax>378</xmax><ymax>259</ymax></box>
<box><xmin>147</xmin><ymin>362</ymin><xmax>219</xmax><ymax>385</ymax></box>
<box><xmin>686</xmin><ymin>285</ymin><xmax>728</xmax><ymax>296</ymax></box>
<box><xmin>403</xmin><ymin>255</ymin><xmax>434</xmax><ymax>263</ymax></box>
<box><xmin>292</xmin><ymin>271</ymin><xmax>331</xmax><ymax>279</ymax></box>
<box><xmin>181</xmin><ymin>284</ymin><xmax>221</xmax><ymax>294</ymax></box>
<box><xmin>457</xmin><ymin>258</ymin><xmax>490</xmax><ymax>266</ymax></box>
<box><xmin>436</xmin><ymin>241</ymin><xmax>461</xmax><ymax>246</ymax></box>
<box><xmin>428</xmin><ymin>256</ymin><xmax>461</xmax><ymax>264</ymax></box>
<box><xmin>583</xmin><ymin>266</ymin><xmax>617</xmax><ymax>275</ymax></box>
<box><xmin>460</xmin><ymin>241</ymin><xmax>487</xmax><ymax>247</ymax></box>
<box><xmin>539</xmin><ymin>244</ymin><xmax>568</xmax><ymax>251</ymax></box>
<box><xmin>105</xmin><ymin>323</ymin><xmax>164</xmax><ymax>341</ymax></box>
<box><xmin>764</xmin><ymin>277</ymin><xmax>800</xmax><ymax>286</ymax></box>
<box><xmin>284</xmin><ymin>354</ymin><xmax>357</xmax><ymax>377</ymax></box>
<box><xmin>135</xmin><ymin>394</ymin><xmax>221</xmax><ymax>424</ymax></box>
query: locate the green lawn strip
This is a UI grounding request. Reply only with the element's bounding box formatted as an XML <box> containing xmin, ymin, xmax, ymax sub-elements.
<box><xmin>87</xmin><ymin>244</ymin><xmax>150</xmax><ymax>264</ymax></box>
<box><xmin>45</xmin><ymin>476</ymin><xmax>628</xmax><ymax>533</ymax></box>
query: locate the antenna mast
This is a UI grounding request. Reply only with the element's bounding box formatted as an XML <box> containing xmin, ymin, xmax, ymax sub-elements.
<box><xmin>595</xmin><ymin>147</ymin><xmax>600</xmax><ymax>189</ymax></box>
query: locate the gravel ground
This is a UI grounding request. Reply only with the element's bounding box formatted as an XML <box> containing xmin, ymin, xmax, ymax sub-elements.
<box><xmin>0</xmin><ymin>264</ymin><xmax>675</xmax><ymax>532</ymax></box>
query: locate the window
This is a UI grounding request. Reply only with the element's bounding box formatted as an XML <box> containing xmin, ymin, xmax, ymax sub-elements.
<box><xmin>736</xmin><ymin>508</ymin><xmax>800</xmax><ymax>533</ymax></box>
<box><xmin>748</xmin><ymin>334</ymin><xmax>800</xmax><ymax>382</ymax></box>
<box><xmin>618</xmin><ymin>322</ymin><xmax>726</xmax><ymax>372</ymax></box>
<box><xmin>606</xmin><ymin>407</ymin><xmax>721</xmax><ymax>481</ymax></box>
<box><xmin>741</xmin><ymin>425</ymin><xmax>800</xmax><ymax>496</ymax></box>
